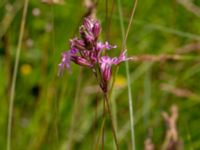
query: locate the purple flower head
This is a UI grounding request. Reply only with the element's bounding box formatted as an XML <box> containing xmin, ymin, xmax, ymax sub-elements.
<box><xmin>83</xmin><ymin>17</ymin><xmax>101</xmax><ymax>38</ymax></box>
<box><xmin>96</xmin><ymin>42</ymin><xmax>117</xmax><ymax>52</ymax></box>
<box><xmin>92</xmin><ymin>21</ymin><xmax>101</xmax><ymax>38</ymax></box>
<box><xmin>104</xmin><ymin>41</ymin><xmax>117</xmax><ymax>50</ymax></box>
<box><xmin>115</xmin><ymin>50</ymin><xmax>128</xmax><ymax>64</ymax></box>
<box><xmin>58</xmin><ymin>17</ymin><xmax>130</xmax><ymax>93</ymax></box>
<box><xmin>58</xmin><ymin>48</ymin><xmax>93</xmax><ymax>76</ymax></box>
<box><xmin>99</xmin><ymin>50</ymin><xmax>127</xmax><ymax>82</ymax></box>
<box><xmin>80</xmin><ymin>17</ymin><xmax>101</xmax><ymax>44</ymax></box>
<box><xmin>71</xmin><ymin>56</ymin><xmax>93</xmax><ymax>67</ymax></box>
<box><xmin>58</xmin><ymin>51</ymin><xmax>72</xmax><ymax>76</ymax></box>
<box><xmin>70</xmin><ymin>38</ymin><xmax>86</xmax><ymax>51</ymax></box>
<box><xmin>83</xmin><ymin>17</ymin><xmax>94</xmax><ymax>31</ymax></box>
<box><xmin>70</xmin><ymin>48</ymin><xmax>78</xmax><ymax>54</ymax></box>
<box><xmin>99</xmin><ymin>56</ymin><xmax>113</xmax><ymax>82</ymax></box>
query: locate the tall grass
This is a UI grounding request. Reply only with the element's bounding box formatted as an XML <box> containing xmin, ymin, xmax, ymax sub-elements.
<box><xmin>117</xmin><ymin>0</ymin><xmax>138</xmax><ymax>149</ymax></box>
<box><xmin>7</xmin><ymin>0</ymin><xmax>29</xmax><ymax>149</ymax></box>
<box><xmin>1</xmin><ymin>0</ymin><xmax>200</xmax><ymax>149</ymax></box>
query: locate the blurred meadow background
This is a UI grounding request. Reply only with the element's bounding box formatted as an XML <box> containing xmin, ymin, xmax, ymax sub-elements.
<box><xmin>1</xmin><ymin>0</ymin><xmax>200</xmax><ymax>149</ymax></box>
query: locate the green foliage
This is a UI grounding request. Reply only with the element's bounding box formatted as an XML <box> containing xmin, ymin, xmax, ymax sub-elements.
<box><xmin>0</xmin><ymin>0</ymin><xmax>200</xmax><ymax>149</ymax></box>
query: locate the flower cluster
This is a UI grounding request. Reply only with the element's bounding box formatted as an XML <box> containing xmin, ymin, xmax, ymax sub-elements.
<box><xmin>58</xmin><ymin>17</ymin><xmax>128</xmax><ymax>92</ymax></box>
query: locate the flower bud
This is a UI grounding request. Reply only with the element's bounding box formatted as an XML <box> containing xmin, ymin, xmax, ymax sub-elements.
<box><xmin>92</xmin><ymin>21</ymin><xmax>101</xmax><ymax>38</ymax></box>
<box><xmin>70</xmin><ymin>38</ymin><xmax>86</xmax><ymax>50</ymax></box>
<box><xmin>102</xmin><ymin>65</ymin><xmax>112</xmax><ymax>82</ymax></box>
<box><xmin>71</xmin><ymin>56</ymin><xmax>93</xmax><ymax>67</ymax></box>
<box><xmin>83</xmin><ymin>17</ymin><xmax>93</xmax><ymax>31</ymax></box>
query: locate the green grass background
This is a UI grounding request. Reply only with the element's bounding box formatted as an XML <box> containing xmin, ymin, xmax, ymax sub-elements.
<box><xmin>1</xmin><ymin>0</ymin><xmax>200</xmax><ymax>149</ymax></box>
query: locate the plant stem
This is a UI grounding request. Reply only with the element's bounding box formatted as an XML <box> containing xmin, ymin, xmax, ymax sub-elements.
<box><xmin>7</xmin><ymin>0</ymin><xmax>29</xmax><ymax>150</ymax></box>
<box><xmin>95</xmin><ymin>117</ymin><xmax>105</xmax><ymax>150</ymax></box>
<box><xmin>105</xmin><ymin>0</ymin><xmax>108</xmax><ymax>41</ymax></box>
<box><xmin>104</xmin><ymin>93</ymin><xmax>119</xmax><ymax>150</ymax></box>
<box><xmin>121</xmin><ymin>0</ymin><xmax>138</xmax><ymax>51</ymax></box>
<box><xmin>125</xmin><ymin>60</ymin><xmax>136</xmax><ymax>150</ymax></box>
<box><xmin>102</xmin><ymin>98</ymin><xmax>105</xmax><ymax>150</ymax></box>
<box><xmin>107</xmin><ymin>0</ymin><xmax>115</xmax><ymax>40</ymax></box>
<box><xmin>117</xmin><ymin>0</ymin><xmax>138</xmax><ymax>150</ymax></box>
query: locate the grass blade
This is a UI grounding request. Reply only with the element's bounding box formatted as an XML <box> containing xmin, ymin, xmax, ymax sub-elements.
<box><xmin>117</xmin><ymin>0</ymin><xmax>138</xmax><ymax>149</ymax></box>
<box><xmin>7</xmin><ymin>0</ymin><xmax>29</xmax><ymax>150</ymax></box>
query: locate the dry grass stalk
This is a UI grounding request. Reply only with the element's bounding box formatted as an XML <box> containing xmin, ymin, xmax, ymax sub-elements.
<box><xmin>177</xmin><ymin>0</ymin><xmax>200</xmax><ymax>17</ymax></box>
<box><xmin>161</xmin><ymin>105</ymin><xmax>183</xmax><ymax>150</ymax></box>
<box><xmin>176</xmin><ymin>42</ymin><xmax>200</xmax><ymax>54</ymax></box>
<box><xmin>41</xmin><ymin>0</ymin><xmax>64</xmax><ymax>5</ymax></box>
<box><xmin>160</xmin><ymin>84</ymin><xmax>194</xmax><ymax>98</ymax></box>
<box><xmin>130</xmin><ymin>54</ymin><xmax>181</xmax><ymax>62</ymax></box>
<box><xmin>145</xmin><ymin>137</ymin><xmax>155</xmax><ymax>150</ymax></box>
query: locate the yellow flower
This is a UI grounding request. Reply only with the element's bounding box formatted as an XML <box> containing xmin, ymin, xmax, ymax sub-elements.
<box><xmin>20</xmin><ymin>64</ymin><xmax>32</xmax><ymax>76</ymax></box>
<box><xmin>114</xmin><ymin>75</ymin><xmax>126</xmax><ymax>89</ymax></box>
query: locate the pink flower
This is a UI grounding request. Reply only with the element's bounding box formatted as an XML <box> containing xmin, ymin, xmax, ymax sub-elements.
<box><xmin>96</xmin><ymin>42</ymin><xmax>116</xmax><ymax>51</ymax></box>
<box><xmin>99</xmin><ymin>50</ymin><xmax>127</xmax><ymax>82</ymax></box>
<box><xmin>58</xmin><ymin>51</ymin><xmax>72</xmax><ymax>76</ymax></box>
<box><xmin>58</xmin><ymin>17</ymin><xmax>130</xmax><ymax>93</ymax></box>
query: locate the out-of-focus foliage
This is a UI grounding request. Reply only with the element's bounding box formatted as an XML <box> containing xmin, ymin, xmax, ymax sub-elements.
<box><xmin>1</xmin><ymin>0</ymin><xmax>200</xmax><ymax>149</ymax></box>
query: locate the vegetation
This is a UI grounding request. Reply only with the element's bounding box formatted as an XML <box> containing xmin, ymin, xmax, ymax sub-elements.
<box><xmin>1</xmin><ymin>0</ymin><xmax>200</xmax><ymax>149</ymax></box>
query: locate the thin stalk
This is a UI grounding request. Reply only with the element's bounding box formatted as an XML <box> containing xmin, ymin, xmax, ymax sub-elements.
<box><xmin>102</xmin><ymin>0</ymin><xmax>108</xmax><ymax>150</ymax></box>
<box><xmin>111</xmin><ymin>89</ymin><xmax>118</xmax><ymax>134</ymax></box>
<box><xmin>93</xmin><ymin>96</ymin><xmax>98</xmax><ymax>149</ymax></box>
<box><xmin>110</xmin><ymin>0</ymin><xmax>138</xmax><ymax>92</ymax></box>
<box><xmin>125</xmin><ymin>57</ymin><xmax>136</xmax><ymax>150</ymax></box>
<box><xmin>104</xmin><ymin>93</ymin><xmax>119</xmax><ymax>150</ymax></box>
<box><xmin>105</xmin><ymin>1</ymin><xmax>119</xmax><ymax>149</ymax></box>
<box><xmin>121</xmin><ymin>0</ymin><xmax>138</xmax><ymax>51</ymax></box>
<box><xmin>117</xmin><ymin>0</ymin><xmax>138</xmax><ymax>150</ymax></box>
<box><xmin>7</xmin><ymin>0</ymin><xmax>29</xmax><ymax>150</ymax></box>
<box><xmin>102</xmin><ymin>97</ymin><xmax>106</xmax><ymax>150</ymax></box>
<box><xmin>95</xmin><ymin>117</ymin><xmax>105</xmax><ymax>150</ymax></box>
<box><xmin>107</xmin><ymin>0</ymin><xmax>115</xmax><ymax>40</ymax></box>
<box><xmin>106</xmin><ymin>0</ymin><xmax>119</xmax><ymax>138</ymax></box>
<box><xmin>51</xmin><ymin>5</ymin><xmax>59</xmax><ymax>148</ymax></box>
<box><xmin>105</xmin><ymin>0</ymin><xmax>108</xmax><ymax>41</ymax></box>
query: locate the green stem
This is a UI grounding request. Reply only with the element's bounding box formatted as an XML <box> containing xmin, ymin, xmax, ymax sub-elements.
<box><xmin>121</xmin><ymin>0</ymin><xmax>138</xmax><ymax>51</ymax></box>
<box><xmin>117</xmin><ymin>0</ymin><xmax>138</xmax><ymax>150</ymax></box>
<box><xmin>104</xmin><ymin>93</ymin><xmax>119</xmax><ymax>150</ymax></box>
<box><xmin>105</xmin><ymin>0</ymin><xmax>108</xmax><ymax>41</ymax></box>
<box><xmin>7</xmin><ymin>0</ymin><xmax>29</xmax><ymax>150</ymax></box>
<box><xmin>95</xmin><ymin>117</ymin><xmax>105</xmax><ymax>150</ymax></box>
<box><xmin>102</xmin><ymin>97</ymin><xmax>106</xmax><ymax>150</ymax></box>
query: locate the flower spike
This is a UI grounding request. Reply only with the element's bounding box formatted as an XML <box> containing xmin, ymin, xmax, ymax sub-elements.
<box><xmin>58</xmin><ymin>17</ymin><xmax>129</xmax><ymax>92</ymax></box>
